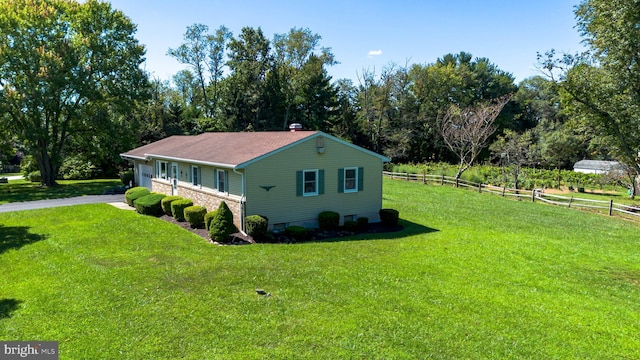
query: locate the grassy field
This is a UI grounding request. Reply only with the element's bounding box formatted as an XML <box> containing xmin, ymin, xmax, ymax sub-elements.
<box><xmin>0</xmin><ymin>178</ymin><xmax>122</xmax><ymax>204</ymax></box>
<box><xmin>1</xmin><ymin>179</ymin><xmax>639</xmax><ymax>358</ymax></box>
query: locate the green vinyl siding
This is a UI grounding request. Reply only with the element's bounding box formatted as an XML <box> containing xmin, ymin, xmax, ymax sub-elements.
<box><xmin>244</xmin><ymin>135</ymin><xmax>384</xmax><ymax>227</ymax></box>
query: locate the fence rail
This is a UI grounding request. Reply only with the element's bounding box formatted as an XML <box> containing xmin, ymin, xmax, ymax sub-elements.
<box><xmin>383</xmin><ymin>171</ymin><xmax>640</xmax><ymax>220</ymax></box>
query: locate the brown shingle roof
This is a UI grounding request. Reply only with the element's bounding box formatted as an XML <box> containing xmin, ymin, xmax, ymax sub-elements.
<box><xmin>121</xmin><ymin>131</ymin><xmax>320</xmax><ymax>167</ymax></box>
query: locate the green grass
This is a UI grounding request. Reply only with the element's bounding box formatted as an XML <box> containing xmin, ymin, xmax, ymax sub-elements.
<box><xmin>0</xmin><ymin>178</ymin><xmax>122</xmax><ymax>204</ymax></box>
<box><xmin>1</xmin><ymin>179</ymin><xmax>639</xmax><ymax>358</ymax></box>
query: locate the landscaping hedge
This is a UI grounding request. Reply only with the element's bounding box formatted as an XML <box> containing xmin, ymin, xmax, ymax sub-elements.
<box><xmin>125</xmin><ymin>187</ymin><xmax>150</xmax><ymax>206</ymax></box>
<box><xmin>357</xmin><ymin>217</ymin><xmax>369</xmax><ymax>230</ymax></box>
<box><xmin>161</xmin><ymin>196</ymin><xmax>183</xmax><ymax>216</ymax></box>
<box><xmin>379</xmin><ymin>208</ymin><xmax>399</xmax><ymax>227</ymax></box>
<box><xmin>318</xmin><ymin>211</ymin><xmax>339</xmax><ymax>230</ymax></box>
<box><xmin>285</xmin><ymin>226</ymin><xmax>307</xmax><ymax>242</ymax></box>
<box><xmin>171</xmin><ymin>199</ymin><xmax>194</xmax><ymax>222</ymax></box>
<box><xmin>209</xmin><ymin>201</ymin><xmax>235</xmax><ymax>242</ymax></box>
<box><xmin>184</xmin><ymin>205</ymin><xmax>207</xmax><ymax>228</ymax></box>
<box><xmin>245</xmin><ymin>215</ymin><xmax>268</xmax><ymax>240</ymax></box>
<box><xmin>204</xmin><ymin>210</ymin><xmax>217</xmax><ymax>231</ymax></box>
<box><xmin>133</xmin><ymin>193</ymin><xmax>166</xmax><ymax>216</ymax></box>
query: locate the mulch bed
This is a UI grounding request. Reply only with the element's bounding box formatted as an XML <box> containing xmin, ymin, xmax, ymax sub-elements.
<box><xmin>158</xmin><ymin>214</ymin><xmax>402</xmax><ymax>245</ymax></box>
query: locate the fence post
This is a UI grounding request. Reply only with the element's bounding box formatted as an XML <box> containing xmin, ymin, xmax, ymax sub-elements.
<box><xmin>531</xmin><ymin>189</ymin><xmax>535</xmax><ymax>202</ymax></box>
<box><xmin>406</xmin><ymin>172</ymin><xmax>409</xmax><ymax>181</ymax></box>
<box><xmin>455</xmin><ymin>178</ymin><xmax>459</xmax><ymax>188</ymax></box>
<box><xmin>502</xmin><ymin>187</ymin><xmax>506</xmax><ymax>197</ymax></box>
<box><xmin>423</xmin><ymin>173</ymin><xmax>426</xmax><ymax>184</ymax></box>
<box><xmin>441</xmin><ymin>175</ymin><xmax>445</xmax><ymax>186</ymax></box>
<box><xmin>609</xmin><ymin>200</ymin><xmax>613</xmax><ymax>216</ymax></box>
<box><xmin>568</xmin><ymin>196</ymin><xmax>573</xmax><ymax>208</ymax></box>
<box><xmin>478</xmin><ymin>183</ymin><xmax>482</xmax><ymax>193</ymax></box>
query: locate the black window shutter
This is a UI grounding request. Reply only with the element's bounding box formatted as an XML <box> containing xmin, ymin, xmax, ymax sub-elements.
<box><xmin>318</xmin><ymin>169</ymin><xmax>325</xmax><ymax>195</ymax></box>
<box><xmin>338</xmin><ymin>168</ymin><xmax>344</xmax><ymax>193</ymax></box>
<box><xmin>358</xmin><ymin>167</ymin><xmax>364</xmax><ymax>191</ymax></box>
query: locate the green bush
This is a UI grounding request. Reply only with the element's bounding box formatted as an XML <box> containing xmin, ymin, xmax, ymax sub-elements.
<box><xmin>285</xmin><ymin>226</ymin><xmax>307</xmax><ymax>242</ymax></box>
<box><xmin>120</xmin><ymin>170</ymin><xmax>135</xmax><ymax>186</ymax></box>
<box><xmin>161</xmin><ymin>196</ymin><xmax>183</xmax><ymax>215</ymax></box>
<box><xmin>209</xmin><ymin>201</ymin><xmax>236</xmax><ymax>242</ymax></box>
<box><xmin>245</xmin><ymin>215</ymin><xmax>268</xmax><ymax>240</ymax></box>
<box><xmin>125</xmin><ymin>187</ymin><xmax>150</xmax><ymax>206</ymax></box>
<box><xmin>171</xmin><ymin>199</ymin><xmax>194</xmax><ymax>222</ymax></box>
<box><xmin>184</xmin><ymin>205</ymin><xmax>207</xmax><ymax>228</ymax></box>
<box><xmin>59</xmin><ymin>155</ymin><xmax>97</xmax><ymax>180</ymax></box>
<box><xmin>357</xmin><ymin>217</ymin><xmax>369</xmax><ymax>230</ymax></box>
<box><xmin>20</xmin><ymin>155</ymin><xmax>42</xmax><ymax>182</ymax></box>
<box><xmin>318</xmin><ymin>211</ymin><xmax>339</xmax><ymax>230</ymax></box>
<box><xmin>133</xmin><ymin>193</ymin><xmax>166</xmax><ymax>216</ymax></box>
<box><xmin>343</xmin><ymin>220</ymin><xmax>358</xmax><ymax>232</ymax></box>
<box><xmin>379</xmin><ymin>208</ymin><xmax>399</xmax><ymax>227</ymax></box>
<box><xmin>204</xmin><ymin>210</ymin><xmax>217</xmax><ymax>231</ymax></box>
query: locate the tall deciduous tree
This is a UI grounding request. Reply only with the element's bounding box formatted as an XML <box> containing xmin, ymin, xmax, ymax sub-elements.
<box><xmin>540</xmin><ymin>0</ymin><xmax>640</xmax><ymax>189</ymax></box>
<box><xmin>440</xmin><ymin>95</ymin><xmax>511</xmax><ymax>179</ymax></box>
<box><xmin>0</xmin><ymin>0</ymin><xmax>147</xmax><ymax>186</ymax></box>
<box><xmin>273</xmin><ymin>27</ymin><xmax>336</xmax><ymax>130</ymax></box>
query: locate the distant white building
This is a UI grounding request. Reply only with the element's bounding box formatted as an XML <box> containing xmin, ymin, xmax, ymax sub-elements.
<box><xmin>573</xmin><ymin>160</ymin><xmax>622</xmax><ymax>174</ymax></box>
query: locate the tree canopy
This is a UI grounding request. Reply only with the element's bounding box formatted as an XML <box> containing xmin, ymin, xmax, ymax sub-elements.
<box><xmin>0</xmin><ymin>0</ymin><xmax>148</xmax><ymax>186</ymax></box>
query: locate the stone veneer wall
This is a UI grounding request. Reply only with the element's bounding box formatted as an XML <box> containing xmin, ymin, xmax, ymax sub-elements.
<box><xmin>152</xmin><ymin>179</ymin><xmax>243</xmax><ymax>230</ymax></box>
<box><xmin>152</xmin><ymin>180</ymin><xmax>172</xmax><ymax>196</ymax></box>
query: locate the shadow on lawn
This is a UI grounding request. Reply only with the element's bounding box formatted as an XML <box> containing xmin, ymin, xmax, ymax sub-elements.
<box><xmin>0</xmin><ymin>299</ymin><xmax>22</xmax><ymax>319</ymax></box>
<box><xmin>0</xmin><ymin>225</ymin><xmax>47</xmax><ymax>254</ymax></box>
<box><xmin>316</xmin><ymin>219</ymin><xmax>439</xmax><ymax>243</ymax></box>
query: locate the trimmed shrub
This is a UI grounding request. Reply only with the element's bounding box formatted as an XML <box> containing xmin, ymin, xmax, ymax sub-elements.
<box><xmin>318</xmin><ymin>211</ymin><xmax>339</xmax><ymax>230</ymax></box>
<box><xmin>204</xmin><ymin>210</ymin><xmax>217</xmax><ymax>231</ymax></box>
<box><xmin>209</xmin><ymin>201</ymin><xmax>236</xmax><ymax>242</ymax></box>
<box><xmin>120</xmin><ymin>170</ymin><xmax>135</xmax><ymax>186</ymax></box>
<box><xmin>245</xmin><ymin>215</ymin><xmax>268</xmax><ymax>240</ymax></box>
<box><xmin>357</xmin><ymin>217</ymin><xmax>369</xmax><ymax>230</ymax></box>
<box><xmin>161</xmin><ymin>196</ymin><xmax>183</xmax><ymax>215</ymax></box>
<box><xmin>171</xmin><ymin>199</ymin><xmax>194</xmax><ymax>222</ymax></box>
<box><xmin>343</xmin><ymin>220</ymin><xmax>358</xmax><ymax>232</ymax></box>
<box><xmin>134</xmin><ymin>193</ymin><xmax>166</xmax><ymax>216</ymax></box>
<box><xmin>125</xmin><ymin>187</ymin><xmax>150</xmax><ymax>206</ymax></box>
<box><xmin>285</xmin><ymin>226</ymin><xmax>307</xmax><ymax>242</ymax></box>
<box><xmin>184</xmin><ymin>205</ymin><xmax>207</xmax><ymax>228</ymax></box>
<box><xmin>379</xmin><ymin>208</ymin><xmax>399</xmax><ymax>227</ymax></box>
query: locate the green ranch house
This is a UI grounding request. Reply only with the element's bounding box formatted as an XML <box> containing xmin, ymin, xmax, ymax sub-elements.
<box><xmin>120</xmin><ymin>128</ymin><xmax>390</xmax><ymax>233</ymax></box>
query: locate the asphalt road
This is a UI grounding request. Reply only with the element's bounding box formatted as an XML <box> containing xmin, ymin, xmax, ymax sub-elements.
<box><xmin>0</xmin><ymin>194</ymin><xmax>126</xmax><ymax>213</ymax></box>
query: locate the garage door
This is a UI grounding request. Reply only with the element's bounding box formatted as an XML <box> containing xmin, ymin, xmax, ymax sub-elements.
<box><xmin>138</xmin><ymin>164</ymin><xmax>153</xmax><ymax>190</ymax></box>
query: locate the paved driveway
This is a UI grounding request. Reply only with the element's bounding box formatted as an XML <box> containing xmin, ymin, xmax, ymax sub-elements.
<box><xmin>0</xmin><ymin>194</ymin><xmax>127</xmax><ymax>213</ymax></box>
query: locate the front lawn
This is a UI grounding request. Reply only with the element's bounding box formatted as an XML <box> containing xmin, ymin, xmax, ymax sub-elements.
<box><xmin>0</xmin><ymin>179</ymin><xmax>122</xmax><ymax>204</ymax></box>
<box><xmin>0</xmin><ymin>179</ymin><xmax>639</xmax><ymax>358</ymax></box>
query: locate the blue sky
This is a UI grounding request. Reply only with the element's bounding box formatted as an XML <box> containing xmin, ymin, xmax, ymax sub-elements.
<box><xmin>107</xmin><ymin>0</ymin><xmax>585</xmax><ymax>85</ymax></box>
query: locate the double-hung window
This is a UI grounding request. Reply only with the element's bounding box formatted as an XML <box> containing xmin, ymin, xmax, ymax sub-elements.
<box><xmin>339</xmin><ymin>167</ymin><xmax>363</xmax><ymax>193</ymax></box>
<box><xmin>156</xmin><ymin>160</ymin><xmax>168</xmax><ymax>180</ymax></box>
<box><xmin>296</xmin><ymin>169</ymin><xmax>324</xmax><ymax>197</ymax></box>
<box><xmin>304</xmin><ymin>170</ymin><xmax>318</xmax><ymax>196</ymax></box>
<box><xmin>216</xmin><ymin>169</ymin><xmax>227</xmax><ymax>193</ymax></box>
<box><xmin>191</xmin><ymin>166</ymin><xmax>200</xmax><ymax>186</ymax></box>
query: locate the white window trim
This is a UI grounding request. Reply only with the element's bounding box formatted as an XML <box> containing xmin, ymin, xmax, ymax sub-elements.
<box><xmin>344</xmin><ymin>167</ymin><xmax>358</xmax><ymax>193</ymax></box>
<box><xmin>156</xmin><ymin>160</ymin><xmax>169</xmax><ymax>181</ymax></box>
<box><xmin>216</xmin><ymin>169</ymin><xmax>227</xmax><ymax>193</ymax></box>
<box><xmin>303</xmin><ymin>169</ymin><xmax>318</xmax><ymax>197</ymax></box>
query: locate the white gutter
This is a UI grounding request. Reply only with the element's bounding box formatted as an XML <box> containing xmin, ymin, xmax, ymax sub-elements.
<box><xmin>233</xmin><ymin>168</ymin><xmax>247</xmax><ymax>235</ymax></box>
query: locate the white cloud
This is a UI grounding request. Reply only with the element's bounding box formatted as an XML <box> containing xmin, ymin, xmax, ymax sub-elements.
<box><xmin>367</xmin><ymin>49</ymin><xmax>383</xmax><ymax>57</ymax></box>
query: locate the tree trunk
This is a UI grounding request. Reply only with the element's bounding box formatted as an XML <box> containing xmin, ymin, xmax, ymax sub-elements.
<box><xmin>35</xmin><ymin>149</ymin><xmax>57</xmax><ymax>187</ymax></box>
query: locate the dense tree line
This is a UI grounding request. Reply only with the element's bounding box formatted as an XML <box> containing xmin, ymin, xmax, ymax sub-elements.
<box><xmin>1</xmin><ymin>0</ymin><xmax>637</xmax><ymax>187</ymax></box>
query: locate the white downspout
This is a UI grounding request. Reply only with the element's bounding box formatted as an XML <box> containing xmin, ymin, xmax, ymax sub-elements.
<box><xmin>233</xmin><ymin>168</ymin><xmax>246</xmax><ymax>234</ymax></box>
